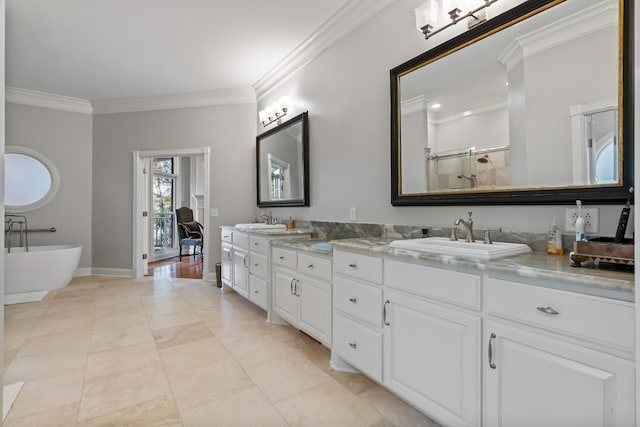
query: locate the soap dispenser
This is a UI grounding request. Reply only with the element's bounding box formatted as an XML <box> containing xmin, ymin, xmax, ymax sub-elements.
<box><xmin>575</xmin><ymin>200</ymin><xmax>586</xmax><ymax>242</ymax></box>
<box><xmin>547</xmin><ymin>218</ymin><xmax>563</xmax><ymax>255</ymax></box>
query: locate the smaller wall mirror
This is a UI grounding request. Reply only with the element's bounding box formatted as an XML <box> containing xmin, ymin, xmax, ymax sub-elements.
<box><xmin>257</xmin><ymin>112</ymin><xmax>309</xmax><ymax>207</ymax></box>
<box><xmin>5</xmin><ymin>145</ymin><xmax>60</xmax><ymax>213</ymax></box>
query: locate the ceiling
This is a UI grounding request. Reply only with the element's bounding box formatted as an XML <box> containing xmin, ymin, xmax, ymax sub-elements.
<box><xmin>6</xmin><ymin>0</ymin><xmax>350</xmax><ymax>101</ymax></box>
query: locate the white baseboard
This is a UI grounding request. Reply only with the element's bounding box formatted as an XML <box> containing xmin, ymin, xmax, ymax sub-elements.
<box><xmin>202</xmin><ymin>270</ymin><xmax>216</xmax><ymax>282</ymax></box>
<box><xmin>74</xmin><ymin>268</ymin><xmax>92</xmax><ymax>277</ymax></box>
<box><xmin>91</xmin><ymin>268</ymin><xmax>135</xmax><ymax>277</ymax></box>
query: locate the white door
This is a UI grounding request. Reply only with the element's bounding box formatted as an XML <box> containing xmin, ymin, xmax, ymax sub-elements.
<box><xmin>232</xmin><ymin>249</ymin><xmax>248</xmax><ymax>298</ymax></box>
<box><xmin>383</xmin><ymin>290</ymin><xmax>481</xmax><ymax>427</ymax></box>
<box><xmin>272</xmin><ymin>268</ymin><xmax>298</xmax><ymax>326</ymax></box>
<box><xmin>298</xmin><ymin>276</ymin><xmax>331</xmax><ymax>345</ymax></box>
<box><xmin>485</xmin><ymin>321</ymin><xmax>635</xmax><ymax>427</ymax></box>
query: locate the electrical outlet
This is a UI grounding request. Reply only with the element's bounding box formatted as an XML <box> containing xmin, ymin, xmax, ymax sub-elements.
<box><xmin>210</xmin><ymin>208</ymin><xmax>219</xmax><ymax>217</ymax></box>
<box><xmin>565</xmin><ymin>207</ymin><xmax>599</xmax><ymax>233</ymax></box>
<box><xmin>349</xmin><ymin>207</ymin><xmax>357</xmax><ymax>221</ymax></box>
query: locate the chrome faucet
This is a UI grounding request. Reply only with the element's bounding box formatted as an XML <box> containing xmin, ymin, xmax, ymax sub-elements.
<box><xmin>259</xmin><ymin>211</ymin><xmax>273</xmax><ymax>225</ymax></box>
<box><xmin>454</xmin><ymin>211</ymin><xmax>474</xmax><ymax>243</ymax></box>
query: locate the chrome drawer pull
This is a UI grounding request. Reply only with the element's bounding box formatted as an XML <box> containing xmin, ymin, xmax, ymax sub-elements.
<box><xmin>254</xmin><ymin>242</ymin><xmax>259</xmax><ymax>245</ymax></box>
<box><xmin>488</xmin><ymin>333</ymin><xmax>497</xmax><ymax>369</ymax></box>
<box><xmin>348</xmin><ymin>297</ymin><xmax>357</xmax><ymax>303</ymax></box>
<box><xmin>348</xmin><ymin>263</ymin><xmax>357</xmax><ymax>268</ymax></box>
<box><xmin>254</xmin><ymin>290</ymin><xmax>259</xmax><ymax>294</ymax></box>
<box><xmin>536</xmin><ymin>306</ymin><xmax>559</xmax><ymax>315</ymax></box>
<box><xmin>348</xmin><ymin>342</ymin><xmax>357</xmax><ymax>349</ymax></box>
<box><xmin>279</xmin><ymin>256</ymin><xmax>285</xmax><ymax>260</ymax></box>
<box><xmin>307</xmin><ymin>264</ymin><xmax>314</xmax><ymax>269</ymax></box>
<box><xmin>254</xmin><ymin>263</ymin><xmax>259</xmax><ymax>266</ymax></box>
<box><xmin>383</xmin><ymin>299</ymin><xmax>390</xmax><ymax>326</ymax></box>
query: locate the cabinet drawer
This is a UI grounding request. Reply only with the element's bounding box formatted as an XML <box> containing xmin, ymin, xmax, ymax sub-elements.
<box><xmin>333</xmin><ymin>313</ymin><xmax>382</xmax><ymax>382</ymax></box>
<box><xmin>250</xmin><ymin>253</ymin><xmax>268</xmax><ymax>279</ymax></box>
<box><xmin>249</xmin><ymin>276</ymin><xmax>268</xmax><ymax>310</ymax></box>
<box><xmin>272</xmin><ymin>247</ymin><xmax>297</xmax><ymax>269</ymax></box>
<box><xmin>487</xmin><ymin>278</ymin><xmax>634</xmax><ymax>351</ymax></box>
<box><xmin>334</xmin><ymin>276</ymin><xmax>382</xmax><ymax>327</ymax></box>
<box><xmin>233</xmin><ymin>232</ymin><xmax>249</xmax><ymax>249</ymax></box>
<box><xmin>334</xmin><ymin>250</ymin><xmax>382</xmax><ymax>284</ymax></box>
<box><xmin>298</xmin><ymin>253</ymin><xmax>332</xmax><ymax>281</ymax></box>
<box><xmin>221</xmin><ymin>228</ymin><xmax>233</xmax><ymax>243</ymax></box>
<box><xmin>250</xmin><ymin>236</ymin><xmax>269</xmax><ymax>254</ymax></box>
<box><xmin>384</xmin><ymin>260</ymin><xmax>481</xmax><ymax>310</ymax></box>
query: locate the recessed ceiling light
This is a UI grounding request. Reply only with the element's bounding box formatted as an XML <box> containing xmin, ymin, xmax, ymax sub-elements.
<box><xmin>505</xmin><ymin>81</ymin><xmax>509</xmax><ymax>86</ymax></box>
<box><xmin>431</xmin><ymin>103</ymin><xmax>441</xmax><ymax>109</ymax></box>
<box><xmin>463</xmin><ymin>111</ymin><xmax>472</xmax><ymax>116</ymax></box>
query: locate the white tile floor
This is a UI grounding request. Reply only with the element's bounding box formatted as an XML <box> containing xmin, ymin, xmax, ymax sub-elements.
<box><xmin>4</xmin><ymin>276</ymin><xmax>440</xmax><ymax>426</ymax></box>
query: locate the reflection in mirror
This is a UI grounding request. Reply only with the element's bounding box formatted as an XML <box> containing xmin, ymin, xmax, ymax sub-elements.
<box><xmin>392</xmin><ymin>0</ymin><xmax>632</xmax><ymax>205</ymax></box>
<box><xmin>5</xmin><ymin>146</ymin><xmax>60</xmax><ymax>213</ymax></box>
<box><xmin>257</xmin><ymin>112</ymin><xmax>309</xmax><ymax>207</ymax></box>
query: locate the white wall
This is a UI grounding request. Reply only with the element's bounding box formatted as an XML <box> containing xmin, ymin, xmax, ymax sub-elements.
<box><xmin>256</xmin><ymin>0</ymin><xmax>629</xmax><ymax>237</ymax></box>
<box><xmin>6</xmin><ymin>103</ymin><xmax>93</xmax><ymax>269</ymax></box>
<box><xmin>92</xmin><ymin>102</ymin><xmax>256</xmax><ymax>272</ymax></box>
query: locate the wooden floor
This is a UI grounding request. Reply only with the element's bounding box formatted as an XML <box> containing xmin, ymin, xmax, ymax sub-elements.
<box><xmin>147</xmin><ymin>255</ymin><xmax>203</xmax><ymax>279</ymax></box>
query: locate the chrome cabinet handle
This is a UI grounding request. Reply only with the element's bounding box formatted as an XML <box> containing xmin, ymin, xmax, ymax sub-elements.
<box><xmin>348</xmin><ymin>297</ymin><xmax>357</xmax><ymax>303</ymax></box>
<box><xmin>243</xmin><ymin>256</ymin><xmax>248</xmax><ymax>268</ymax></box>
<box><xmin>536</xmin><ymin>306</ymin><xmax>559</xmax><ymax>315</ymax></box>
<box><xmin>254</xmin><ymin>263</ymin><xmax>259</xmax><ymax>267</ymax></box>
<box><xmin>279</xmin><ymin>256</ymin><xmax>285</xmax><ymax>260</ymax></box>
<box><xmin>254</xmin><ymin>290</ymin><xmax>259</xmax><ymax>294</ymax></box>
<box><xmin>254</xmin><ymin>242</ymin><xmax>259</xmax><ymax>246</ymax></box>
<box><xmin>488</xmin><ymin>333</ymin><xmax>497</xmax><ymax>369</ymax></box>
<box><xmin>348</xmin><ymin>342</ymin><xmax>357</xmax><ymax>349</ymax></box>
<box><xmin>307</xmin><ymin>264</ymin><xmax>314</xmax><ymax>269</ymax></box>
<box><xmin>348</xmin><ymin>263</ymin><xmax>357</xmax><ymax>268</ymax></box>
<box><xmin>290</xmin><ymin>278</ymin><xmax>295</xmax><ymax>295</ymax></box>
<box><xmin>294</xmin><ymin>280</ymin><xmax>300</xmax><ymax>297</ymax></box>
<box><xmin>383</xmin><ymin>299</ymin><xmax>390</xmax><ymax>326</ymax></box>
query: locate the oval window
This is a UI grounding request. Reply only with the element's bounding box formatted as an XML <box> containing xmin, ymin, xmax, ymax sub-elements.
<box><xmin>4</xmin><ymin>146</ymin><xmax>60</xmax><ymax>213</ymax></box>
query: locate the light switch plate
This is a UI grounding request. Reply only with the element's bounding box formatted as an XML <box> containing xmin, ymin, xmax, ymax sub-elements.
<box><xmin>349</xmin><ymin>207</ymin><xmax>357</xmax><ymax>221</ymax></box>
<box><xmin>210</xmin><ymin>208</ymin><xmax>219</xmax><ymax>217</ymax></box>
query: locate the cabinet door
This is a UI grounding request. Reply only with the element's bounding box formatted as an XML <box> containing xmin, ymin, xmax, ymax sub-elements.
<box><xmin>383</xmin><ymin>290</ymin><xmax>480</xmax><ymax>427</ymax></box>
<box><xmin>232</xmin><ymin>249</ymin><xmax>248</xmax><ymax>298</ymax></box>
<box><xmin>272</xmin><ymin>267</ymin><xmax>298</xmax><ymax>326</ymax></box>
<box><xmin>485</xmin><ymin>321</ymin><xmax>635</xmax><ymax>427</ymax></box>
<box><xmin>221</xmin><ymin>244</ymin><xmax>233</xmax><ymax>285</ymax></box>
<box><xmin>298</xmin><ymin>276</ymin><xmax>331</xmax><ymax>346</ymax></box>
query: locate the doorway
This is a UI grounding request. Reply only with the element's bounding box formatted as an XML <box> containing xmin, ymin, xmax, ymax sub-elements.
<box><xmin>133</xmin><ymin>148</ymin><xmax>211</xmax><ymax>279</ymax></box>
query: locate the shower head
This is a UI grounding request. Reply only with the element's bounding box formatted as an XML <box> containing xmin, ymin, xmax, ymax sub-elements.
<box><xmin>477</xmin><ymin>154</ymin><xmax>489</xmax><ymax>164</ymax></box>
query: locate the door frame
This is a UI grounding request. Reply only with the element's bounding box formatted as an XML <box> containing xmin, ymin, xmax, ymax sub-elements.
<box><xmin>133</xmin><ymin>147</ymin><xmax>211</xmax><ymax>278</ymax></box>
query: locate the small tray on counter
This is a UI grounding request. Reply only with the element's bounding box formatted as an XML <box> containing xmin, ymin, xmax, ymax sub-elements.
<box><xmin>570</xmin><ymin>237</ymin><xmax>634</xmax><ymax>268</ymax></box>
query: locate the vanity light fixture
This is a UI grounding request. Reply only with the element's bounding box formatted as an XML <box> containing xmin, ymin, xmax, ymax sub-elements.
<box><xmin>415</xmin><ymin>0</ymin><xmax>498</xmax><ymax>40</ymax></box>
<box><xmin>259</xmin><ymin>96</ymin><xmax>291</xmax><ymax>127</ymax></box>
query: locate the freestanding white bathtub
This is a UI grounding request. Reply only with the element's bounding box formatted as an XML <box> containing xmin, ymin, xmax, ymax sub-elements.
<box><xmin>4</xmin><ymin>245</ymin><xmax>82</xmax><ymax>295</ymax></box>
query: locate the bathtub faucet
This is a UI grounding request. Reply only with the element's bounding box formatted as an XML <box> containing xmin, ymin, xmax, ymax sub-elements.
<box><xmin>5</xmin><ymin>214</ymin><xmax>29</xmax><ymax>253</ymax></box>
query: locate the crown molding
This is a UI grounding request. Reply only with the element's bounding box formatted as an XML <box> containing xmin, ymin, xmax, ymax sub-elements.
<box><xmin>92</xmin><ymin>87</ymin><xmax>256</xmax><ymax>114</ymax></box>
<box><xmin>432</xmin><ymin>95</ymin><xmax>507</xmax><ymax>125</ymax></box>
<box><xmin>498</xmin><ymin>1</ymin><xmax>617</xmax><ymax>71</ymax></box>
<box><xmin>401</xmin><ymin>95</ymin><xmax>429</xmax><ymax>115</ymax></box>
<box><xmin>6</xmin><ymin>87</ymin><xmax>93</xmax><ymax>114</ymax></box>
<box><xmin>253</xmin><ymin>0</ymin><xmax>394</xmax><ymax>100</ymax></box>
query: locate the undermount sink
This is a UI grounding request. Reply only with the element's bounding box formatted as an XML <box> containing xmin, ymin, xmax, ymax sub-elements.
<box><xmin>389</xmin><ymin>237</ymin><xmax>531</xmax><ymax>261</ymax></box>
<box><xmin>234</xmin><ymin>223</ymin><xmax>287</xmax><ymax>230</ymax></box>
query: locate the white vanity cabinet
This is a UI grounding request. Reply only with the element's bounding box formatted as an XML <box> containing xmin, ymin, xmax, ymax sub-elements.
<box><xmin>272</xmin><ymin>246</ymin><xmax>332</xmax><ymax>346</ymax></box>
<box><xmin>383</xmin><ymin>260</ymin><xmax>481</xmax><ymax>427</ymax></box>
<box><xmin>231</xmin><ymin>231</ymin><xmax>249</xmax><ymax>298</ymax></box>
<box><xmin>220</xmin><ymin>227</ymin><xmax>311</xmax><ymax>317</ymax></box>
<box><xmin>484</xmin><ymin>278</ymin><xmax>636</xmax><ymax>427</ymax></box>
<box><xmin>332</xmin><ymin>250</ymin><xmax>384</xmax><ymax>382</ymax></box>
<box><xmin>220</xmin><ymin>228</ymin><xmax>233</xmax><ymax>287</ymax></box>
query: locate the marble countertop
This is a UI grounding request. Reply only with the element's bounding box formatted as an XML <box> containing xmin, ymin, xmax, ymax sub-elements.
<box><xmin>220</xmin><ymin>225</ymin><xmax>313</xmax><ymax>236</ymax></box>
<box><xmin>271</xmin><ymin>239</ymin><xmax>334</xmax><ymax>256</ymax></box>
<box><xmin>329</xmin><ymin>238</ymin><xmax>634</xmax><ymax>302</ymax></box>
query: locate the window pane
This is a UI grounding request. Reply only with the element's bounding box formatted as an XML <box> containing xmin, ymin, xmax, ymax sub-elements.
<box><xmin>153</xmin><ymin>176</ymin><xmax>175</xmax><ymax>250</ymax></box>
<box><xmin>153</xmin><ymin>157</ymin><xmax>174</xmax><ymax>174</ymax></box>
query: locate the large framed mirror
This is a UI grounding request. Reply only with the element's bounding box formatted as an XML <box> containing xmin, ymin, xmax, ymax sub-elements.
<box><xmin>391</xmin><ymin>0</ymin><xmax>633</xmax><ymax>205</ymax></box>
<box><xmin>257</xmin><ymin>111</ymin><xmax>309</xmax><ymax>207</ymax></box>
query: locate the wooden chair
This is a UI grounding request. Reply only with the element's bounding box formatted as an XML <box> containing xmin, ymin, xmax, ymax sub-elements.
<box><xmin>175</xmin><ymin>207</ymin><xmax>203</xmax><ymax>260</ymax></box>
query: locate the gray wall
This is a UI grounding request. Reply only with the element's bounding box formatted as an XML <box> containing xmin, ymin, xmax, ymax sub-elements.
<box><xmin>6</xmin><ymin>103</ymin><xmax>93</xmax><ymax>269</ymax></box>
<box><xmin>256</xmin><ymin>0</ymin><xmax>630</xmax><ymax>237</ymax></box>
<box><xmin>92</xmin><ymin>102</ymin><xmax>256</xmax><ymax>272</ymax></box>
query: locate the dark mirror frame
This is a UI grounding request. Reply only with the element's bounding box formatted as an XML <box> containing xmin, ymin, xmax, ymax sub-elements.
<box><xmin>257</xmin><ymin>111</ymin><xmax>310</xmax><ymax>207</ymax></box>
<box><xmin>391</xmin><ymin>0</ymin><xmax>633</xmax><ymax>206</ymax></box>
